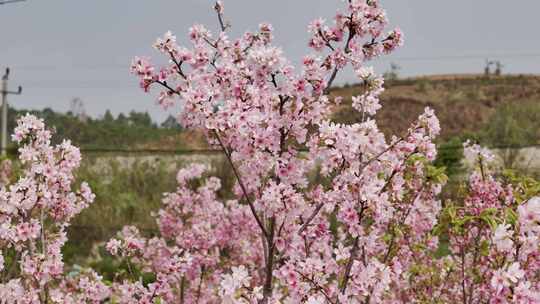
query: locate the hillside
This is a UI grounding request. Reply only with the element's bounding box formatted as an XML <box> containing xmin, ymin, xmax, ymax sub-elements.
<box><xmin>332</xmin><ymin>74</ymin><xmax>540</xmax><ymax>141</ymax></box>
<box><xmin>7</xmin><ymin>74</ymin><xmax>539</xmax><ymax>152</ymax></box>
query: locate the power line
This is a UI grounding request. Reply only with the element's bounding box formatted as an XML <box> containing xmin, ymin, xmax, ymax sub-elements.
<box><xmin>10</xmin><ymin>52</ymin><xmax>540</xmax><ymax>71</ymax></box>
<box><xmin>0</xmin><ymin>0</ymin><xmax>25</xmax><ymax>5</ymax></box>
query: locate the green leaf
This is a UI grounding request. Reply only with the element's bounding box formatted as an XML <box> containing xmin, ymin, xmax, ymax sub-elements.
<box><xmin>505</xmin><ymin>208</ymin><xmax>518</xmax><ymax>225</ymax></box>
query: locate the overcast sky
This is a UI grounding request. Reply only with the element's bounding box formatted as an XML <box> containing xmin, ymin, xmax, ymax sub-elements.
<box><xmin>1</xmin><ymin>0</ymin><xmax>540</xmax><ymax>122</ymax></box>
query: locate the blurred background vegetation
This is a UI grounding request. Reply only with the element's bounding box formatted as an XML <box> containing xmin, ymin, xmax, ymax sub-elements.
<box><xmin>5</xmin><ymin>107</ymin><xmax>197</xmax><ymax>150</ymax></box>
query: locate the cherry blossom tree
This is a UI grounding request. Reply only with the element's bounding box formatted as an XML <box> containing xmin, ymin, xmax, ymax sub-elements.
<box><xmin>126</xmin><ymin>1</ymin><xmax>448</xmax><ymax>303</ymax></box>
<box><xmin>127</xmin><ymin>0</ymin><xmax>540</xmax><ymax>301</ymax></box>
<box><xmin>0</xmin><ymin>114</ymin><xmax>109</xmax><ymax>303</ymax></box>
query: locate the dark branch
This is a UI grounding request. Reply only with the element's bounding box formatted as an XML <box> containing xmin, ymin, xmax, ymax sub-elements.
<box><xmin>213</xmin><ymin>130</ymin><xmax>268</xmax><ymax>238</ymax></box>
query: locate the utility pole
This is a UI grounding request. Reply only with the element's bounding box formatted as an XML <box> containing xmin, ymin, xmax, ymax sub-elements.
<box><xmin>1</xmin><ymin>68</ymin><xmax>22</xmax><ymax>156</ymax></box>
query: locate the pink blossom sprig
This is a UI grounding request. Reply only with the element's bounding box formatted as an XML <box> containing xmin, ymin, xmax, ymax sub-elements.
<box><xmin>0</xmin><ymin>114</ymin><xmax>109</xmax><ymax>303</ymax></box>
<box><xmin>417</xmin><ymin>144</ymin><xmax>540</xmax><ymax>303</ymax></box>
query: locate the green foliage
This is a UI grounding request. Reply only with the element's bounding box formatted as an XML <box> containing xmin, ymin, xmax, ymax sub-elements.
<box><xmin>415</xmin><ymin>79</ymin><xmax>432</xmax><ymax>93</ymax></box>
<box><xmin>63</xmin><ymin>156</ymin><xmax>235</xmax><ymax>267</ymax></box>
<box><xmin>64</xmin><ymin>159</ymin><xmax>179</xmax><ymax>264</ymax></box>
<box><xmin>426</xmin><ymin>165</ymin><xmax>449</xmax><ymax>185</ymax></box>
<box><xmin>434</xmin><ymin>137</ymin><xmax>464</xmax><ymax>178</ymax></box>
<box><xmin>481</xmin><ymin>101</ymin><xmax>540</xmax><ymax>168</ymax></box>
<box><xmin>434</xmin><ymin>170</ymin><xmax>540</xmax><ymax>259</ymax></box>
<box><xmin>502</xmin><ymin>169</ymin><xmax>540</xmax><ymax>202</ymax></box>
<box><xmin>484</xmin><ymin>102</ymin><xmax>540</xmax><ymax>147</ymax></box>
<box><xmin>465</xmin><ymin>87</ymin><xmax>487</xmax><ymax>101</ymax></box>
<box><xmin>6</xmin><ymin>107</ymin><xmax>182</xmax><ymax>150</ymax></box>
<box><xmin>447</xmin><ymin>90</ymin><xmax>465</xmax><ymax>103</ymax></box>
<box><xmin>87</xmin><ymin>245</ymin><xmax>157</xmax><ymax>284</ymax></box>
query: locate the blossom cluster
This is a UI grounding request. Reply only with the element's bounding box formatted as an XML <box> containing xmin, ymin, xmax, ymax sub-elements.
<box><xmin>105</xmin><ymin>163</ymin><xmax>261</xmax><ymax>303</ymax></box>
<box><xmin>414</xmin><ymin>143</ymin><xmax>540</xmax><ymax>303</ymax></box>
<box><xmin>0</xmin><ymin>114</ymin><xmax>109</xmax><ymax>303</ymax></box>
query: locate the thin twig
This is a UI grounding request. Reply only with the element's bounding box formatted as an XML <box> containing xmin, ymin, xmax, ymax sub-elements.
<box><xmin>298</xmin><ymin>202</ymin><xmax>325</xmax><ymax>234</ymax></box>
<box><xmin>213</xmin><ymin>130</ymin><xmax>268</xmax><ymax>237</ymax></box>
<box><xmin>296</xmin><ymin>270</ymin><xmax>337</xmax><ymax>304</ymax></box>
<box><xmin>180</xmin><ymin>276</ymin><xmax>186</xmax><ymax>304</ymax></box>
<box><xmin>125</xmin><ymin>258</ymin><xmax>137</xmax><ymax>281</ymax></box>
<box><xmin>168</xmin><ymin>51</ymin><xmax>187</xmax><ymax>79</ymax></box>
<box><xmin>261</xmin><ymin>217</ymin><xmax>276</xmax><ymax>303</ymax></box>
<box><xmin>195</xmin><ymin>267</ymin><xmax>205</xmax><ymax>303</ymax></box>
<box><xmin>355</xmin><ymin>138</ymin><xmax>404</xmax><ymax>177</ymax></box>
<box><xmin>323</xmin><ymin>67</ymin><xmax>339</xmax><ymax>95</ymax></box>
<box><xmin>340</xmin><ymin>236</ymin><xmax>359</xmax><ymax>294</ymax></box>
<box><xmin>155</xmin><ymin>80</ymin><xmax>180</xmax><ymax>96</ymax></box>
<box><xmin>214</xmin><ymin>1</ymin><xmax>229</xmax><ymax>32</ymax></box>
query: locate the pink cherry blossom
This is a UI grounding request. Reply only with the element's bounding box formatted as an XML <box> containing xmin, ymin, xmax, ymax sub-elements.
<box><xmin>493</xmin><ymin>223</ymin><xmax>514</xmax><ymax>252</ymax></box>
<box><xmin>3</xmin><ymin>1</ymin><xmax>539</xmax><ymax>303</ymax></box>
<box><xmin>0</xmin><ymin>114</ymin><xmax>106</xmax><ymax>303</ymax></box>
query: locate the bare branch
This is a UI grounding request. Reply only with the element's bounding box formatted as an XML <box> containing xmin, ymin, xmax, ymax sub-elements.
<box><xmin>168</xmin><ymin>51</ymin><xmax>187</xmax><ymax>79</ymax></box>
<box><xmin>261</xmin><ymin>217</ymin><xmax>276</xmax><ymax>303</ymax></box>
<box><xmin>155</xmin><ymin>80</ymin><xmax>181</xmax><ymax>96</ymax></box>
<box><xmin>340</xmin><ymin>202</ymin><xmax>367</xmax><ymax>295</ymax></box>
<box><xmin>295</xmin><ymin>270</ymin><xmax>337</xmax><ymax>304</ymax></box>
<box><xmin>298</xmin><ymin>202</ymin><xmax>324</xmax><ymax>234</ymax></box>
<box><xmin>214</xmin><ymin>1</ymin><xmax>229</xmax><ymax>32</ymax></box>
<box><xmin>340</xmin><ymin>236</ymin><xmax>359</xmax><ymax>294</ymax></box>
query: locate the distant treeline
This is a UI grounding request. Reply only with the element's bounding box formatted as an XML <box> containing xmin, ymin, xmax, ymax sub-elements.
<box><xmin>6</xmin><ymin>107</ymin><xmax>182</xmax><ymax>149</ymax></box>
